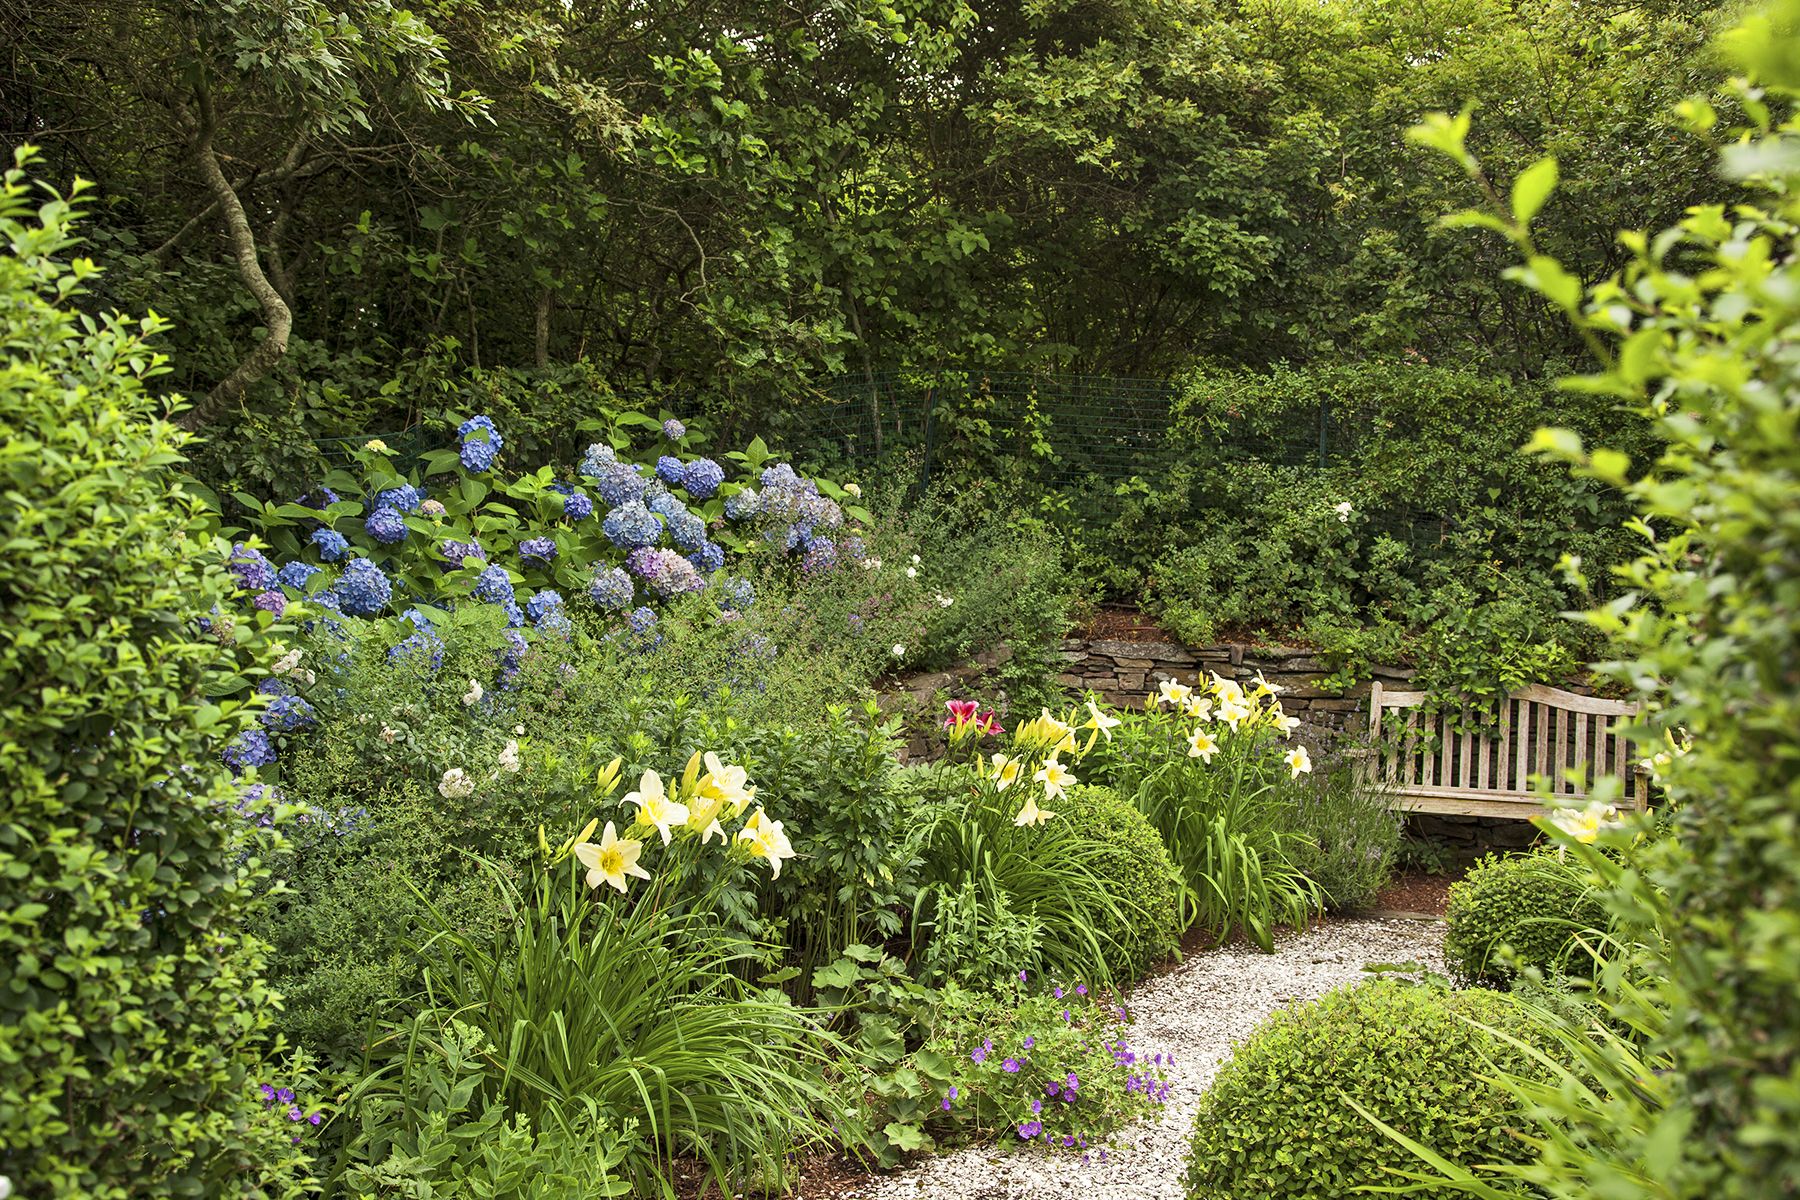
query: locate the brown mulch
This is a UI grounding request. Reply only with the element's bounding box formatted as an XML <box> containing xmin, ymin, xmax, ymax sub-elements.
<box><xmin>671</xmin><ymin>1151</ymin><xmax>876</xmax><ymax>1200</ymax></box>
<box><xmin>1372</xmin><ymin>870</ymin><xmax>1457</xmax><ymax>918</ymax></box>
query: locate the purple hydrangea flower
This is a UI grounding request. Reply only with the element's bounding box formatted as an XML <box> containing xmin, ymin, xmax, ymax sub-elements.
<box><xmin>310</xmin><ymin>528</ymin><xmax>349</xmax><ymax>562</ymax></box>
<box><xmin>331</xmin><ymin>559</ymin><xmax>392</xmax><ymax>616</ymax></box>
<box><xmin>440</xmin><ymin>538</ymin><xmax>486</xmax><ymax>568</ymax></box>
<box><xmin>563</xmin><ymin>491</ymin><xmax>594</xmax><ymax>520</ymax></box>
<box><xmin>801</xmin><ymin>535</ymin><xmax>837</xmax><ymax>574</ymax></box>
<box><xmin>524</xmin><ymin>589</ymin><xmax>565</xmax><ymax>624</ymax></box>
<box><xmin>655</xmin><ymin>455</ymin><xmax>686</xmax><ymax>486</ymax></box>
<box><xmin>592</xmin><ymin>461</ymin><xmax>649</xmax><ymax>507</ymax></box>
<box><xmin>518</xmin><ymin>537</ymin><xmax>557</xmax><ymax>566</ymax></box>
<box><xmin>365</xmin><ymin>505</ymin><xmax>407</xmax><ymax>545</ymax></box>
<box><xmin>681</xmin><ymin>457</ymin><xmax>724</xmax><ymax>498</ymax></box>
<box><xmin>626</xmin><ymin>606</ymin><xmax>657</xmax><ymax>634</ymax></box>
<box><xmin>588</xmin><ymin>566</ymin><xmax>634</xmax><ymax>610</ymax></box>
<box><xmin>662</xmin><ymin>418</ymin><xmax>685</xmax><ymax>441</ymax></box>
<box><xmin>251</xmin><ymin>589</ymin><xmax>287</xmax><ymax>617</ymax></box>
<box><xmin>227</xmin><ymin>543</ymin><xmax>277</xmax><ymax>592</ymax></box>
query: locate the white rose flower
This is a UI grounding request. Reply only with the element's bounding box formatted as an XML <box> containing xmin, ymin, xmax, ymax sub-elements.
<box><xmin>844</xmin><ymin>482</ymin><xmax>862</xmax><ymax>498</ymax></box>
<box><xmin>1333</xmin><ymin>501</ymin><xmax>1353</xmax><ymax>522</ymax></box>
<box><xmin>905</xmin><ymin>566</ymin><xmax>917</xmax><ymax>578</ymax></box>
<box><xmin>498</xmin><ymin>739</ymin><xmax>522</xmax><ymax>774</ymax></box>
<box><xmin>461</xmin><ymin>678</ymin><xmax>484</xmax><ymax>706</ymax></box>
<box><xmin>891</xmin><ymin>644</ymin><xmax>906</xmax><ymax>658</ymax></box>
<box><xmin>379</xmin><ymin>725</ymin><xmax>399</xmax><ymax>745</ymax></box>
<box><xmin>438</xmin><ymin>768</ymin><xmax>475</xmax><ymax>799</ymax></box>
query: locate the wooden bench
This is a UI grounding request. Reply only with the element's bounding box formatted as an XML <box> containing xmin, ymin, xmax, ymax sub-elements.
<box><xmin>1366</xmin><ymin>682</ymin><xmax>1646</xmax><ymax>818</ymax></box>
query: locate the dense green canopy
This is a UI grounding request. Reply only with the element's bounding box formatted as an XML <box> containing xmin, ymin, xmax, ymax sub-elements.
<box><xmin>10</xmin><ymin>0</ymin><xmax>1731</xmax><ymax>458</ymax></box>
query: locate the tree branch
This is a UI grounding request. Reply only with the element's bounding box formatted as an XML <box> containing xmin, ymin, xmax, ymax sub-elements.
<box><xmin>173</xmin><ymin>84</ymin><xmax>294</xmax><ymax>431</ymax></box>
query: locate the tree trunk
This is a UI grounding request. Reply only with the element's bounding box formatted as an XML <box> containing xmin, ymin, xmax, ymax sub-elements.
<box><xmin>175</xmin><ymin>92</ymin><xmax>295</xmax><ymax>432</ymax></box>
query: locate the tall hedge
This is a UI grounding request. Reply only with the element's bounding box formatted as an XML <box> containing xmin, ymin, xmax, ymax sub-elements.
<box><xmin>0</xmin><ymin>153</ymin><xmax>303</xmax><ymax>1195</ymax></box>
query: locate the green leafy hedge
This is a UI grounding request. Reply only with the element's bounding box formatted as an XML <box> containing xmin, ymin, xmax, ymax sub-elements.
<box><xmin>0</xmin><ymin>153</ymin><xmax>304</xmax><ymax>1196</ymax></box>
<box><xmin>1444</xmin><ymin>850</ymin><xmax>1608</xmax><ymax>985</ymax></box>
<box><xmin>1182</xmin><ymin>979</ymin><xmax>1554</xmax><ymax>1200</ymax></box>
<box><xmin>1049</xmin><ymin>785</ymin><xmax>1183</xmax><ymax>982</ymax></box>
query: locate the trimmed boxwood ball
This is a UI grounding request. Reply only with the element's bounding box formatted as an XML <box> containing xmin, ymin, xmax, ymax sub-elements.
<box><xmin>1444</xmin><ymin>849</ymin><xmax>1607</xmax><ymax>984</ymax></box>
<box><xmin>1182</xmin><ymin>979</ymin><xmax>1555</xmax><ymax>1200</ymax></box>
<box><xmin>1051</xmin><ymin>784</ymin><xmax>1182</xmax><ymax>982</ymax></box>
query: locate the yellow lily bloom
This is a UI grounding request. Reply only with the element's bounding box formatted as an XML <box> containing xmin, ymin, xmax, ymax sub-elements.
<box><xmin>1014</xmin><ymin>709</ymin><xmax>1076</xmax><ymax>754</ymax></box>
<box><xmin>1250</xmin><ymin>671</ymin><xmax>1284</xmax><ymax>699</ymax></box>
<box><xmin>738</xmin><ymin>807</ymin><xmax>797</xmax><ymax>877</ymax></box>
<box><xmin>699</xmin><ymin>751</ymin><xmax>756</xmax><ymax>818</ymax></box>
<box><xmin>988</xmin><ymin>752</ymin><xmax>1023</xmax><ymax>792</ymax></box>
<box><xmin>1187</xmin><ymin>728</ymin><xmax>1219</xmax><ymax>763</ymax></box>
<box><xmin>1270</xmin><ymin>704</ymin><xmax>1301</xmax><ymax>737</ymax></box>
<box><xmin>624</xmin><ymin>769</ymin><xmax>689</xmax><ymax>846</ymax></box>
<box><xmin>573</xmin><ymin>821</ymin><xmax>651</xmax><ymax>893</ymax></box>
<box><xmin>1210</xmin><ymin>672</ymin><xmax>1245</xmax><ymax>706</ymax></box>
<box><xmin>1157</xmin><ymin>679</ymin><xmax>1193</xmax><ymax>707</ymax></box>
<box><xmin>1219</xmin><ymin>700</ymin><xmax>1251</xmax><ymax>731</ymax></box>
<box><xmin>1284</xmin><ymin>746</ymin><xmax>1313</xmax><ymax>778</ymax></box>
<box><xmin>1084</xmin><ymin>699</ymin><xmax>1122</xmax><ymax>741</ymax></box>
<box><xmin>1183</xmin><ymin>695</ymin><xmax>1214</xmax><ymax>722</ymax></box>
<box><xmin>1034</xmin><ymin>756</ymin><xmax>1076</xmax><ymax>801</ymax></box>
<box><xmin>1014</xmin><ymin>793</ymin><xmax>1057</xmax><ymax>827</ymax></box>
<box><xmin>1549</xmin><ymin>801</ymin><xmax>1621</xmax><ymax>844</ymax></box>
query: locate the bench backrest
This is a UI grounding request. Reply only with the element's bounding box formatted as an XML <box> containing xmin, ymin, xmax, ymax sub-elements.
<box><xmin>1368</xmin><ymin>682</ymin><xmax>1646</xmax><ymax>817</ymax></box>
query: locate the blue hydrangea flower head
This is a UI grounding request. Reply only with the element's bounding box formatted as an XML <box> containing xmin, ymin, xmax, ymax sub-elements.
<box><xmin>687</xmin><ymin>540</ymin><xmax>726</xmax><ymax>573</ymax></box>
<box><xmin>457</xmin><ymin>415</ymin><xmax>503</xmax><ymax>473</ymax></box>
<box><xmin>310</xmin><ymin>528</ymin><xmax>349</xmax><ymax>562</ymax></box>
<box><xmin>473</xmin><ymin>564</ymin><xmax>516</xmax><ymax>605</ymax></box>
<box><xmin>719</xmin><ymin>576</ymin><xmax>755</xmax><ymax>612</ymax></box>
<box><xmin>593</xmin><ymin>460</ymin><xmax>649</xmax><ymax>507</ymax></box>
<box><xmin>627</xmin><ymin>606</ymin><xmax>658</xmax><ymax>634</ymax></box>
<box><xmin>577</xmin><ymin>442</ymin><xmax>617</xmax><ymax>478</ymax></box>
<box><xmin>276</xmin><ymin>561</ymin><xmax>322</xmax><ymax>591</ymax></box>
<box><xmin>365</xmin><ymin>505</ymin><xmax>408</xmax><ymax>545</ymax></box>
<box><xmin>667</xmin><ymin>508</ymin><xmax>707</xmax><ymax>552</ymax></box>
<box><xmin>228</xmin><ymin>543</ymin><xmax>277</xmax><ymax>592</ymax></box>
<box><xmin>524</xmin><ymin>589</ymin><xmax>565</xmax><ymax>624</ymax></box>
<box><xmin>563</xmin><ymin>491</ymin><xmax>594</xmax><ymax>520</ymax></box>
<box><xmin>681</xmin><ymin>457</ymin><xmax>724</xmax><ymax>499</ymax></box>
<box><xmin>723</xmin><ymin>487</ymin><xmax>760</xmax><ymax>520</ymax></box>
<box><xmin>603</xmin><ymin>500</ymin><xmax>662</xmax><ymax>548</ymax></box>
<box><xmin>222</xmin><ymin>728</ymin><xmax>277</xmax><ymax>774</ymax></box>
<box><xmin>655</xmin><ymin>455</ymin><xmax>686</xmax><ymax>486</ymax></box>
<box><xmin>760</xmin><ymin>462</ymin><xmax>801</xmax><ymax>491</ymax></box>
<box><xmin>519</xmin><ymin>536</ymin><xmax>557</xmax><ymax>566</ymax></box>
<box><xmin>332</xmin><ymin>558</ymin><xmax>393</xmax><ymax>616</ymax></box>
<box><xmin>662</xmin><ymin>418</ymin><xmax>686</xmax><ymax>441</ymax></box>
<box><xmin>801</xmin><ymin>536</ymin><xmax>838</xmax><ymax>574</ymax></box>
<box><xmin>253</xmin><ymin>589</ymin><xmax>288</xmax><ymax>617</ymax></box>
<box><xmin>646</xmin><ymin>489</ymin><xmax>684</xmax><ymax>520</ymax></box>
<box><xmin>295</xmin><ymin>486</ymin><xmax>340</xmax><ymax>510</ymax></box>
<box><xmin>376</xmin><ymin>484</ymin><xmax>425</xmax><ymax>513</ymax></box>
<box><xmin>440</xmin><ymin>538</ymin><xmax>486</xmax><ymax>568</ymax></box>
<box><xmin>588</xmin><ymin>566</ymin><xmax>634</xmax><ymax>610</ymax></box>
<box><xmin>262</xmin><ymin>695</ymin><xmax>317</xmax><ymax>732</ymax></box>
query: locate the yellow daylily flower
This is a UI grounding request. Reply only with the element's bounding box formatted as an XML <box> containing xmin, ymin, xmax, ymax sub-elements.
<box><xmin>1034</xmin><ymin>756</ymin><xmax>1076</xmax><ymax>801</ymax></box>
<box><xmin>988</xmin><ymin>752</ymin><xmax>1023</xmax><ymax>792</ymax></box>
<box><xmin>1284</xmin><ymin>746</ymin><xmax>1313</xmax><ymax>778</ymax></box>
<box><xmin>1013</xmin><ymin>793</ymin><xmax>1057</xmax><ymax>827</ymax></box>
<box><xmin>1218</xmin><ymin>700</ymin><xmax>1252</xmax><ymax>732</ymax></box>
<box><xmin>1549</xmin><ymin>801</ymin><xmax>1621</xmax><ymax>845</ymax></box>
<box><xmin>1187</xmin><ymin>728</ymin><xmax>1219</xmax><ymax>763</ymax></box>
<box><xmin>1250</xmin><ymin>671</ymin><xmax>1284</xmax><ymax>699</ymax></box>
<box><xmin>1269</xmin><ymin>704</ymin><xmax>1301</xmax><ymax>737</ymax></box>
<box><xmin>624</xmin><ymin>769</ymin><xmax>689</xmax><ymax>846</ymax></box>
<box><xmin>1014</xmin><ymin>709</ymin><xmax>1076</xmax><ymax>755</ymax></box>
<box><xmin>1210</xmin><ymin>672</ymin><xmax>1245</xmax><ymax>706</ymax></box>
<box><xmin>1183</xmin><ymin>695</ymin><xmax>1214</xmax><ymax>722</ymax></box>
<box><xmin>1084</xmin><ymin>699</ymin><xmax>1122</xmax><ymax>741</ymax></box>
<box><xmin>1157</xmin><ymin>679</ymin><xmax>1193</xmax><ymax>707</ymax></box>
<box><xmin>738</xmin><ymin>807</ymin><xmax>797</xmax><ymax>877</ymax></box>
<box><xmin>699</xmin><ymin>751</ymin><xmax>756</xmax><ymax>817</ymax></box>
<box><xmin>573</xmin><ymin>822</ymin><xmax>651</xmax><ymax>894</ymax></box>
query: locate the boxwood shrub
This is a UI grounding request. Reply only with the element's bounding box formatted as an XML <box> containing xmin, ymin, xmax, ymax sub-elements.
<box><xmin>1443</xmin><ymin>849</ymin><xmax>1607</xmax><ymax>984</ymax></box>
<box><xmin>1183</xmin><ymin>979</ymin><xmax>1555</xmax><ymax>1200</ymax></box>
<box><xmin>1050</xmin><ymin>784</ymin><xmax>1183</xmax><ymax>982</ymax></box>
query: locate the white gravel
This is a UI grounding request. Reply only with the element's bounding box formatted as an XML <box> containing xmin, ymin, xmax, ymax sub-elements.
<box><xmin>850</xmin><ymin>916</ymin><xmax>1446</xmax><ymax>1200</ymax></box>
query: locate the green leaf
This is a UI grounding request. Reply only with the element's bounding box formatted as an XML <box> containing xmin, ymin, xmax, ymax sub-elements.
<box><xmin>1509</xmin><ymin>157</ymin><xmax>1558</xmax><ymax>225</ymax></box>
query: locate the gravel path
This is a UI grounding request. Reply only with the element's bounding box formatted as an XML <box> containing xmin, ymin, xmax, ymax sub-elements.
<box><xmin>851</xmin><ymin>916</ymin><xmax>1446</xmax><ymax>1200</ymax></box>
